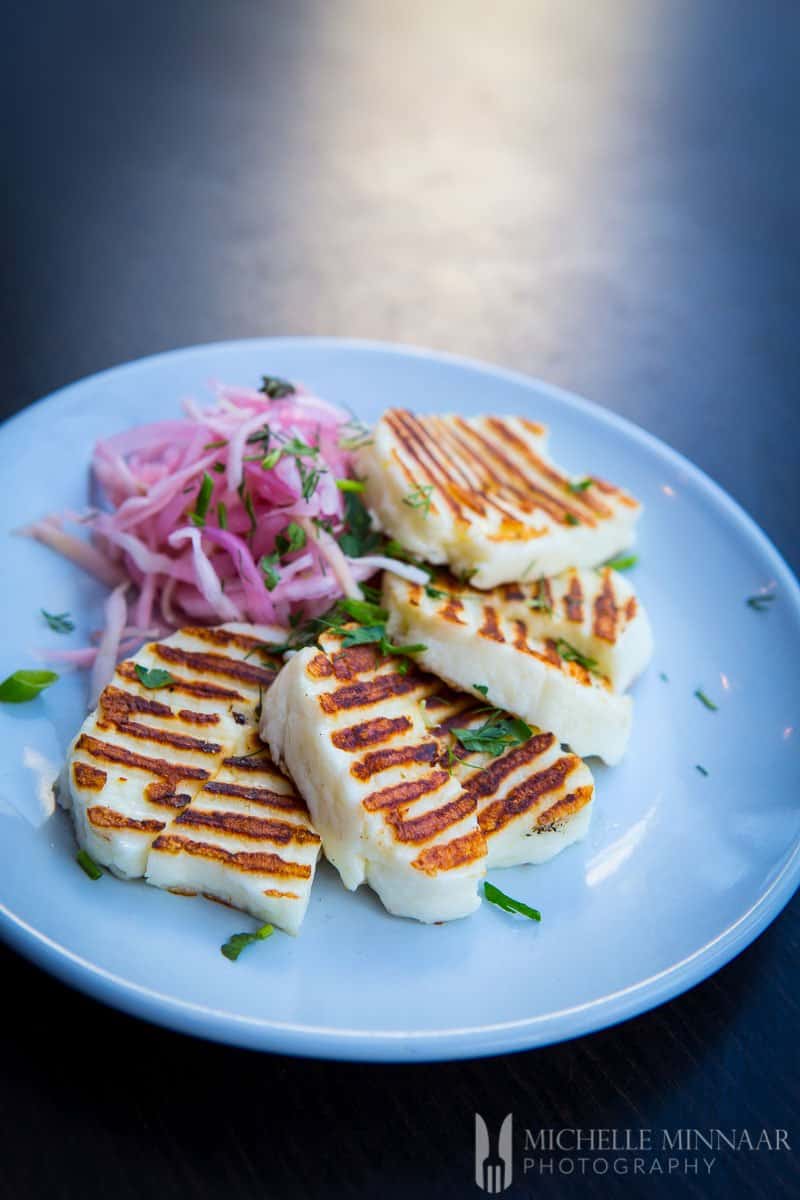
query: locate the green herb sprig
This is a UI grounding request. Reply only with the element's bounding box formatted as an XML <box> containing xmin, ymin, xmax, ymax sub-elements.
<box><xmin>221</xmin><ymin>923</ymin><xmax>274</xmax><ymax>961</ymax></box>
<box><xmin>554</xmin><ymin>639</ymin><xmax>598</xmax><ymax>672</ymax></box>
<box><xmin>41</xmin><ymin>610</ymin><xmax>75</xmax><ymax>634</ymax></box>
<box><xmin>135</xmin><ymin>665</ymin><xmax>175</xmax><ymax>689</ymax></box>
<box><xmin>0</xmin><ymin>670</ymin><xmax>59</xmax><ymax>703</ymax></box>
<box><xmin>484</xmin><ymin>882</ymin><xmax>541</xmax><ymax>922</ymax></box>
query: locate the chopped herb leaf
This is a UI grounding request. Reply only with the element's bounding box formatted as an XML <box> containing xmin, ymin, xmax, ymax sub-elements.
<box><xmin>564</xmin><ymin>513</ymin><xmax>580</xmax><ymax>526</ymax></box>
<box><xmin>659</xmin><ymin>671</ymin><xmax>669</xmax><ymax>682</ymax></box>
<box><xmin>135</xmin><ymin>665</ymin><xmax>175</xmax><ymax>689</ymax></box>
<box><xmin>259</xmin><ymin>554</ymin><xmax>281</xmax><ymax>591</ymax></box>
<box><xmin>216</xmin><ymin>501</ymin><xmax>228</xmax><ymax>529</ymax></box>
<box><xmin>221</xmin><ymin>922</ymin><xmax>275</xmax><ymax>961</ymax></box>
<box><xmin>337</xmin><ymin>598</ymin><xmax>388</xmax><ymax>625</ymax></box>
<box><xmin>312</xmin><ymin>516</ymin><xmax>335</xmax><ymax>536</ymax></box>
<box><xmin>338</xmin><ymin>415</ymin><xmax>373</xmax><ymax>450</ymax></box>
<box><xmin>452</xmin><ymin>712</ymin><xmax>532</xmax><ymax>758</ymax></box>
<box><xmin>567</xmin><ymin>478</ymin><xmax>592</xmax><ymax>494</ymax></box>
<box><xmin>238</xmin><ymin>483</ymin><xmax>257</xmax><ymax>537</ymax></box>
<box><xmin>275</xmin><ymin>521</ymin><xmax>306</xmax><ymax>556</ymax></box>
<box><xmin>694</xmin><ymin>688</ymin><xmax>718</xmax><ymax>711</ymax></box>
<box><xmin>261</xmin><ymin>447</ymin><xmax>282</xmax><ymax>470</ymax></box>
<box><xmin>473</xmin><ymin>684</ymin><xmax>489</xmax><ymax>696</ymax></box>
<box><xmin>359</xmin><ymin>583</ymin><xmax>382</xmax><ymax>604</ymax></box>
<box><xmin>259</xmin><ymin>375</ymin><xmax>295</xmax><ymax>399</ymax></box>
<box><xmin>529</xmin><ymin>580</ymin><xmax>553</xmax><ymax>615</ymax></box>
<box><xmin>338</xmin><ymin>492</ymin><xmax>381</xmax><ymax>558</ymax></box>
<box><xmin>696</xmin><ymin>764</ymin><xmax>709</xmax><ymax>777</ymax></box>
<box><xmin>425</xmin><ymin>584</ymin><xmax>447</xmax><ymax>599</ymax></box>
<box><xmin>554</xmin><ymin>639</ymin><xmax>598</xmax><ymax>672</ymax></box>
<box><xmin>41</xmin><ymin>610</ymin><xmax>75</xmax><ymax>634</ymax></box>
<box><xmin>189</xmin><ymin>472</ymin><xmax>214</xmax><ymax>527</ymax></box>
<box><xmin>299</xmin><ymin>463</ymin><xmax>322</xmax><ymax>501</ymax></box>
<box><xmin>603</xmin><ymin>554</ymin><xmax>638</xmax><ymax>571</ymax></box>
<box><xmin>203</xmin><ymin>439</ymin><xmax>228</xmax><ymax>450</ymax></box>
<box><xmin>212</xmin><ymin>461</ymin><xmax>226</xmax><ymax>474</ymax></box>
<box><xmin>76</xmin><ymin>850</ymin><xmax>103</xmax><ymax>880</ymax></box>
<box><xmin>746</xmin><ymin>593</ymin><xmax>775</xmax><ymax>612</ymax></box>
<box><xmin>0</xmin><ymin>669</ymin><xmax>59</xmax><ymax>703</ymax></box>
<box><xmin>402</xmin><ymin>483</ymin><xmax>434</xmax><ymax>515</ymax></box>
<box><xmin>336</xmin><ymin>478</ymin><xmax>366</xmax><ymax>493</ymax></box>
<box><xmin>484</xmin><ymin>881</ymin><xmax>541</xmax><ymax>922</ymax></box>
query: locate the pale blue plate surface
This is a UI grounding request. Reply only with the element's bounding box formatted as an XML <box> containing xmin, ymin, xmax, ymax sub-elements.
<box><xmin>1</xmin><ymin>338</ymin><xmax>798</xmax><ymax>1061</ymax></box>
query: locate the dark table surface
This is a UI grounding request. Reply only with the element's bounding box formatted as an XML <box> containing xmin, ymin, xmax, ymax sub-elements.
<box><xmin>2</xmin><ymin>3</ymin><xmax>798</xmax><ymax>1197</ymax></box>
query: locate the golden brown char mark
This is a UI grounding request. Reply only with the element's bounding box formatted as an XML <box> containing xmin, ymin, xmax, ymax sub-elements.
<box><xmin>462</xmin><ymin>733</ymin><xmax>556</xmax><ymax>800</ymax></box>
<box><xmin>318</xmin><ymin>671</ymin><xmax>422</xmax><ymax>714</ymax></box>
<box><xmin>592</xmin><ymin>570</ymin><xmax>620</xmax><ymax>642</ymax></box>
<box><xmin>100</xmin><ymin>686</ymin><xmax>172</xmax><ymax>722</ymax></box>
<box><xmin>412</xmin><ymin>829</ymin><xmax>486</xmax><ymax>874</ymax></box>
<box><xmin>331</xmin><ymin>715</ymin><xmax>413</xmax><ymax>751</ymax></box>
<box><xmin>537</xmin><ymin>784</ymin><xmax>593</xmax><ymax>828</ymax></box>
<box><xmin>178</xmin><ymin>626</ymin><xmax>276</xmax><ymax>657</ymax></box>
<box><xmin>563</xmin><ymin>574</ymin><xmax>584</xmax><ymax>623</ymax></box>
<box><xmin>478</xmin><ymin>605</ymin><xmax>505</xmax><ymax>642</ymax></box>
<box><xmin>173</xmin><ymin>808</ymin><xmax>320</xmax><ymax>845</ymax></box>
<box><xmin>99</xmin><ymin>718</ymin><xmax>222</xmax><ymax>756</ymax></box>
<box><xmin>117</xmin><ymin>660</ymin><xmax>244</xmax><ymax>702</ymax></box>
<box><xmin>153</xmin><ymin>643</ymin><xmax>275</xmax><ymax>687</ymax></box>
<box><xmin>145</xmin><ymin>781</ymin><xmax>191</xmax><ymax>809</ymax></box>
<box><xmin>72</xmin><ymin>762</ymin><xmax>106</xmax><ymax>791</ymax></box>
<box><xmin>87</xmin><ymin>805</ymin><xmax>165</xmax><ymax>833</ymax></box>
<box><xmin>75</xmin><ymin>733</ymin><xmax>211</xmax><ymax>784</ymax></box>
<box><xmin>150</xmin><ymin>834</ymin><xmax>312</xmax><ymax>878</ymax></box>
<box><xmin>479</xmin><ymin>757</ymin><xmax>580</xmax><ymax>835</ymax></box>
<box><xmin>387</xmin><ymin>792</ymin><xmax>477</xmax><ymax>843</ymax></box>
<box><xmin>203</xmin><ymin>780</ymin><xmax>308</xmax><ymax>812</ymax></box>
<box><xmin>362</xmin><ymin>770</ymin><xmax>451</xmax><ymax>812</ymax></box>
<box><xmin>351</xmin><ymin>740</ymin><xmax>439</xmax><ymax>781</ymax></box>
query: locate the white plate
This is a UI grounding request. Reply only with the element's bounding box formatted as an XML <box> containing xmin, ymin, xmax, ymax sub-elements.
<box><xmin>1</xmin><ymin>338</ymin><xmax>798</xmax><ymax>1061</ymax></box>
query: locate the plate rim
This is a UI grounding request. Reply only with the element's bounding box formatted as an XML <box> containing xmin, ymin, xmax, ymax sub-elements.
<box><xmin>2</xmin><ymin>335</ymin><xmax>799</xmax><ymax>1062</ymax></box>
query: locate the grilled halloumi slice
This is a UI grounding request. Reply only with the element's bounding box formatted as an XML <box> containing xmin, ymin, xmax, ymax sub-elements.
<box><xmin>383</xmin><ymin>574</ymin><xmax>632</xmax><ymax>764</ymax></box>
<box><xmin>422</xmin><ymin>688</ymin><xmax>595</xmax><ymax>867</ymax></box>
<box><xmin>146</xmin><ymin>740</ymin><xmax>321</xmax><ymax>936</ymax></box>
<box><xmin>261</xmin><ymin>631</ymin><xmax>487</xmax><ymax>923</ymax></box>
<box><xmin>262</xmin><ymin>632</ymin><xmax>596</xmax><ymax>919</ymax></box>
<box><xmin>355</xmin><ymin>410</ymin><xmax>640</xmax><ymax>588</ymax></box>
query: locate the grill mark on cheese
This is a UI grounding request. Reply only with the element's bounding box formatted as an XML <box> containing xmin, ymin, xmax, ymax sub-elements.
<box><xmin>438</xmin><ymin>595</ymin><xmax>466</xmax><ymax>626</ymax></box>
<box><xmin>117</xmin><ymin>660</ymin><xmax>244</xmax><ymax>702</ymax></box>
<box><xmin>150</xmin><ymin>835</ymin><xmax>312</xmax><ymax>878</ymax></box>
<box><xmin>537</xmin><ymin>784</ymin><xmax>594</xmax><ymax>828</ymax></box>
<box><xmin>222</xmin><ymin>753</ymin><xmax>283</xmax><ymax>774</ymax></box>
<box><xmin>479</xmin><ymin>757</ymin><xmax>579</xmax><ymax>835</ymax></box>
<box><xmin>478</xmin><ymin>605</ymin><xmax>505</xmax><ymax>642</ymax></box>
<box><xmin>329</xmin><ymin>644</ymin><xmax>382</xmax><ymax>680</ymax></box>
<box><xmin>429</xmin><ymin>704</ymin><xmax>482</xmax><ymax>738</ymax></box>
<box><xmin>500</xmin><ymin>583</ymin><xmax>525</xmax><ymax>602</ymax></box>
<box><xmin>462</xmin><ymin>733</ymin><xmax>557</xmax><ymax>799</ymax></box>
<box><xmin>153</xmin><ymin>643</ymin><xmax>275</xmax><ymax>687</ymax></box>
<box><xmin>412</xmin><ymin>829</ymin><xmax>486</xmax><ymax>875</ymax></box>
<box><xmin>178</xmin><ymin>626</ymin><xmax>276</xmax><ymax>656</ymax></box>
<box><xmin>75</xmin><ymin>734</ymin><xmax>211</xmax><ymax>783</ymax></box>
<box><xmin>103</xmin><ymin>718</ymin><xmax>222</xmax><ymax>755</ymax></box>
<box><xmin>362</xmin><ymin>770</ymin><xmax>450</xmax><ymax>812</ymax></box>
<box><xmin>72</xmin><ymin>762</ymin><xmax>106</xmax><ymax>791</ymax></box>
<box><xmin>263</xmin><ymin>888</ymin><xmax>300</xmax><ymax>899</ymax></box>
<box><xmin>100</xmin><ymin>687</ymin><xmax>172</xmax><ymax>722</ymax></box>
<box><xmin>593</xmin><ymin>570</ymin><xmax>620</xmax><ymax>642</ymax></box>
<box><xmin>386</xmin><ymin>411</ymin><xmax>473</xmax><ymax>520</ymax></box>
<box><xmin>625</xmin><ymin>596</ymin><xmax>637</xmax><ymax>621</ymax></box>
<box><xmin>177</xmin><ymin>709</ymin><xmax>220</xmax><ymax>725</ymax></box>
<box><xmin>319</xmin><ymin>672</ymin><xmax>422</xmax><ymax>714</ymax></box>
<box><xmin>173</xmin><ymin>808</ymin><xmax>320</xmax><ymax>845</ymax></box>
<box><xmin>87</xmin><ymin>805</ymin><xmax>165</xmax><ymax>833</ymax></box>
<box><xmin>307</xmin><ymin>652</ymin><xmax>333</xmax><ymax>678</ymax></box>
<box><xmin>511</xmin><ymin>619</ymin><xmax>537</xmax><ymax>656</ymax></box>
<box><xmin>484</xmin><ymin>417</ymin><xmax>609</xmax><ymax>522</ymax></box>
<box><xmin>564</xmin><ymin>574</ymin><xmax>584</xmax><ymax>622</ymax></box>
<box><xmin>145</xmin><ymin>781</ymin><xmax>191</xmax><ymax>809</ymax></box>
<box><xmin>331</xmin><ymin>715</ymin><xmax>413</xmax><ymax>751</ymax></box>
<box><xmin>203</xmin><ymin>780</ymin><xmax>308</xmax><ymax>811</ymax></box>
<box><xmin>350</xmin><ymin>740</ymin><xmax>439</xmax><ymax>780</ymax></box>
<box><xmin>386</xmin><ymin>792</ymin><xmax>476</xmax><ymax>843</ymax></box>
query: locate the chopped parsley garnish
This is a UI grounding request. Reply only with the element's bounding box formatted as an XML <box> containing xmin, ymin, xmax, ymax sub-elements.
<box><xmin>312</xmin><ymin>516</ymin><xmax>335</xmax><ymax>536</ymax></box>
<box><xmin>529</xmin><ymin>580</ymin><xmax>553</xmax><ymax>615</ymax></box>
<box><xmin>261</xmin><ymin>446</ymin><xmax>282</xmax><ymax>469</ymax></box>
<box><xmin>275</xmin><ymin>521</ymin><xmax>306</xmax><ymax>556</ymax></box>
<box><xmin>484</xmin><ymin>881</ymin><xmax>541</xmax><ymax>922</ymax></box>
<box><xmin>0</xmin><ymin>669</ymin><xmax>59</xmax><ymax>703</ymax></box>
<box><xmin>189</xmin><ymin>472</ymin><xmax>214</xmax><ymax>527</ymax></box>
<box><xmin>746</xmin><ymin>593</ymin><xmax>775</xmax><ymax>612</ymax></box>
<box><xmin>694</xmin><ymin>688</ymin><xmax>718</xmax><ymax>711</ymax></box>
<box><xmin>221</xmin><ymin>922</ymin><xmax>275</xmax><ymax>961</ymax></box>
<box><xmin>603</xmin><ymin>554</ymin><xmax>638</xmax><ymax>571</ymax></box>
<box><xmin>212</xmin><ymin>461</ymin><xmax>226</xmax><ymax>474</ymax></box>
<box><xmin>425</xmin><ymin>584</ymin><xmax>447</xmax><ymax>600</ymax></box>
<box><xmin>259</xmin><ymin>375</ymin><xmax>295</xmax><ymax>399</ymax></box>
<box><xmin>564</xmin><ymin>513</ymin><xmax>580</xmax><ymax>526</ymax></box>
<box><xmin>338</xmin><ymin>492</ymin><xmax>381</xmax><ymax>557</ymax></box>
<box><xmin>340</xmin><ymin>625</ymin><xmax>426</xmax><ymax>659</ymax></box>
<box><xmin>203</xmin><ymin>439</ymin><xmax>228</xmax><ymax>451</ymax></box>
<box><xmin>299</xmin><ymin>462</ymin><xmax>323</xmax><ymax>501</ymax></box>
<box><xmin>336</xmin><ymin>478</ymin><xmax>366</xmax><ymax>493</ymax></box>
<box><xmin>76</xmin><ymin>850</ymin><xmax>103</xmax><ymax>880</ymax></box>
<box><xmin>402</xmin><ymin>483</ymin><xmax>435</xmax><ymax>516</ymax></box>
<box><xmin>659</xmin><ymin>671</ymin><xmax>669</xmax><ymax>682</ymax></box>
<box><xmin>238</xmin><ymin>483</ymin><xmax>257</xmax><ymax>537</ymax></box>
<box><xmin>259</xmin><ymin>554</ymin><xmax>281</xmax><ymax>591</ymax></box>
<box><xmin>554</xmin><ymin>639</ymin><xmax>598</xmax><ymax>672</ymax></box>
<box><xmin>452</xmin><ymin>712</ymin><xmax>532</xmax><ymax>758</ymax></box>
<box><xmin>695</xmin><ymin>765</ymin><xmax>709</xmax><ymax>777</ymax></box>
<box><xmin>135</xmin><ymin>665</ymin><xmax>175</xmax><ymax>689</ymax></box>
<box><xmin>473</xmin><ymin>684</ymin><xmax>489</xmax><ymax>696</ymax></box>
<box><xmin>41</xmin><ymin>610</ymin><xmax>75</xmax><ymax>634</ymax></box>
<box><xmin>338</xmin><ymin>415</ymin><xmax>374</xmax><ymax>450</ymax></box>
<box><xmin>567</xmin><ymin>478</ymin><xmax>592</xmax><ymax>494</ymax></box>
<box><xmin>337</xmin><ymin>598</ymin><xmax>388</xmax><ymax>625</ymax></box>
<box><xmin>359</xmin><ymin>583</ymin><xmax>382</xmax><ymax>604</ymax></box>
<box><xmin>216</xmin><ymin>501</ymin><xmax>228</xmax><ymax>529</ymax></box>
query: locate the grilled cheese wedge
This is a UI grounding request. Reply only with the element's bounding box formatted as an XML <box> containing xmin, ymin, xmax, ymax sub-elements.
<box><xmin>383</xmin><ymin>574</ymin><xmax>633</xmax><ymax>764</ymax></box>
<box><xmin>356</xmin><ymin>410</ymin><xmax>640</xmax><ymax>587</ymax></box>
<box><xmin>261</xmin><ymin>631</ymin><xmax>596</xmax><ymax>920</ymax></box>
<box><xmin>64</xmin><ymin>624</ymin><xmax>321</xmax><ymax>934</ymax></box>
